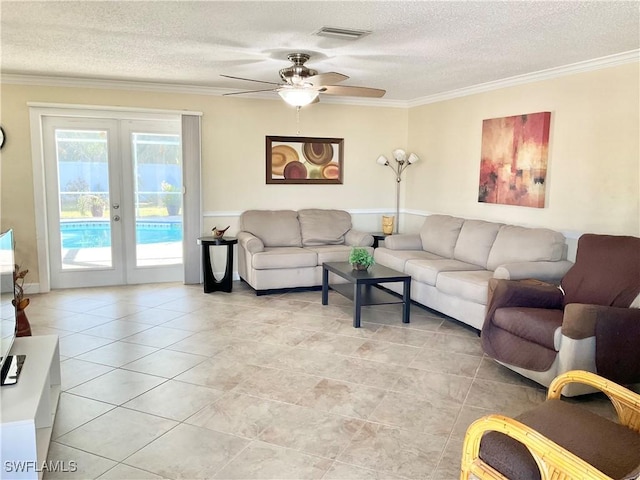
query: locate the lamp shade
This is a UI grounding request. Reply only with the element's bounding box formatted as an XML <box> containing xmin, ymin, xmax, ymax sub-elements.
<box><xmin>278</xmin><ymin>87</ymin><xmax>319</xmax><ymax>107</ymax></box>
<box><xmin>407</xmin><ymin>153</ymin><xmax>420</xmax><ymax>164</ymax></box>
<box><xmin>376</xmin><ymin>155</ymin><xmax>389</xmax><ymax>166</ymax></box>
<box><xmin>392</xmin><ymin>149</ymin><xmax>407</xmax><ymax>162</ymax></box>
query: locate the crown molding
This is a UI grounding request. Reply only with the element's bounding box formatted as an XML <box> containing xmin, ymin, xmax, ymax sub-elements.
<box><xmin>3</xmin><ymin>50</ymin><xmax>637</xmax><ymax>109</ymax></box>
<box><xmin>407</xmin><ymin>50</ymin><xmax>640</xmax><ymax>107</ymax></box>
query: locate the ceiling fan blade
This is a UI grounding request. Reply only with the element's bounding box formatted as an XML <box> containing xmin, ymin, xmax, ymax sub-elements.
<box><xmin>306</xmin><ymin>72</ymin><xmax>349</xmax><ymax>87</ymax></box>
<box><xmin>223</xmin><ymin>88</ymin><xmax>277</xmax><ymax>96</ymax></box>
<box><xmin>220</xmin><ymin>74</ymin><xmax>282</xmax><ymax>86</ymax></box>
<box><xmin>320</xmin><ymin>85</ymin><xmax>386</xmax><ymax>98</ymax></box>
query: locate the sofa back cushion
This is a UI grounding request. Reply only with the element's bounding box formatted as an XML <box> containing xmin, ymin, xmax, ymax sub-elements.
<box><xmin>486</xmin><ymin>225</ymin><xmax>566</xmax><ymax>271</ymax></box>
<box><xmin>240</xmin><ymin>210</ymin><xmax>301</xmax><ymax>247</ymax></box>
<box><xmin>298</xmin><ymin>209</ymin><xmax>352</xmax><ymax>246</ymax></box>
<box><xmin>420</xmin><ymin>215</ymin><xmax>464</xmax><ymax>258</ymax></box>
<box><xmin>453</xmin><ymin>220</ymin><xmax>503</xmax><ymax>268</ymax></box>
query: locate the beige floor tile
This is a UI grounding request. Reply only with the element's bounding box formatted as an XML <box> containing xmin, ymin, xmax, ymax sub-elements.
<box><xmin>252</xmin><ymin>323</ymin><xmax>315</xmax><ymax>346</ymax></box>
<box><xmin>60</xmin><ymin>358</ymin><xmax>114</xmax><ymax>390</ymax></box>
<box><xmin>119</xmin><ymin>308</ymin><xmax>187</xmax><ymax>326</ymax></box>
<box><xmin>77</xmin><ymin>341</ymin><xmax>158</xmax><ymax>367</ymax></box>
<box><xmin>326</xmin><ymin>357</ymin><xmax>406</xmax><ymax>390</ymax></box>
<box><xmin>265</xmin><ymin>347</ymin><xmax>345</xmax><ymax>377</ymax></box>
<box><xmin>409</xmin><ymin>348</ymin><xmax>482</xmax><ymax>377</ymax></box>
<box><xmin>297</xmin><ymin>331</ymin><xmax>366</xmax><ymax>355</ymax></box>
<box><xmin>337</xmin><ymin>422</ymin><xmax>447</xmax><ymax>479</ymax></box>
<box><xmin>465</xmin><ymin>378</ymin><xmax>546</xmax><ymax>414</ymax></box>
<box><xmin>450</xmin><ymin>405</ymin><xmax>494</xmax><ymax>439</ymax></box>
<box><xmin>56</xmin><ymin>407</ymin><xmax>177</xmax><ymax>461</ymax></box>
<box><xmin>369</xmin><ymin>390</ymin><xmax>461</xmax><ymax>436</ymax></box>
<box><xmin>122</xmin><ymin>348</ymin><xmax>207</xmax><ymax>378</ymax></box>
<box><xmin>393</xmin><ymin>369</ymin><xmax>473</xmax><ymax>406</ymax></box>
<box><xmin>175</xmin><ymin>357</ymin><xmax>262</xmax><ymax>390</ymax></box>
<box><xmin>475</xmin><ymin>356</ymin><xmax>543</xmax><ymax>388</ymax></box>
<box><xmin>58</xmin><ymin>333</ymin><xmax>114</xmax><ymax>357</ymax></box>
<box><xmin>234</xmin><ymin>366</ymin><xmax>321</xmax><ymax>403</ymax></box>
<box><xmin>212</xmin><ymin>339</ymin><xmax>293</xmax><ymax>365</ymax></box>
<box><xmin>296</xmin><ymin>378</ymin><xmax>386</xmax><ymax>420</ymax></box>
<box><xmin>124</xmin><ymin>379</ymin><xmax>223</xmax><ymax>421</ymax></box>
<box><xmin>125</xmin><ymin>423</ymin><xmax>248</xmax><ymax>479</ymax></box>
<box><xmin>121</xmin><ymin>325</ymin><xmax>195</xmax><ymax>348</ymax></box>
<box><xmin>213</xmin><ymin>441</ymin><xmax>333</xmax><ymax>479</ymax></box>
<box><xmin>258</xmin><ymin>402</ymin><xmax>364</xmax><ymax>459</ymax></box>
<box><xmin>44</xmin><ymin>442</ymin><xmax>117</xmax><ymax>479</ymax></box>
<box><xmin>422</xmin><ymin>331</ymin><xmax>485</xmax><ymax>356</ymax></box>
<box><xmin>432</xmin><ymin>435</ymin><xmax>465</xmax><ymax>480</ymax></box>
<box><xmin>52</xmin><ymin>392</ymin><xmax>115</xmax><ymax>439</ymax></box>
<box><xmin>97</xmin><ymin>463</ymin><xmax>165</xmax><ymax>479</ymax></box>
<box><xmin>86</xmin><ymin>302</ymin><xmax>150</xmax><ymax>319</ymax></box>
<box><xmin>321</xmin><ymin>318</ymin><xmax>382</xmax><ymax>338</ymax></box>
<box><xmin>166</xmin><ymin>331</ymin><xmax>236</xmax><ymax>357</ymax></box>
<box><xmin>186</xmin><ymin>391</ymin><xmax>291</xmax><ymax>438</ymax></box>
<box><xmin>69</xmin><ymin>369</ymin><xmax>166</xmax><ymax>405</ymax></box>
<box><xmin>352</xmin><ymin>340</ymin><xmax>421</xmax><ymax>365</ymax></box>
<box><xmin>30</xmin><ymin>325</ymin><xmax>74</xmax><ymax>338</ymax></box>
<box><xmin>234</xmin><ymin>307</ymin><xmax>297</xmax><ymax>325</ymax></box>
<box><xmin>153</xmin><ymin>296</ymin><xmax>211</xmax><ymax>313</ymax></box>
<box><xmin>32</xmin><ymin>312</ymin><xmax>113</xmax><ymax>333</ymax></box>
<box><xmin>370</xmin><ymin>325</ymin><xmax>433</xmax><ymax>347</ymax></box>
<box><xmin>323</xmin><ymin>461</ymin><xmax>409</xmax><ymax>479</ymax></box>
<box><xmin>82</xmin><ymin>320</ymin><xmax>153</xmax><ymax>340</ymax></box>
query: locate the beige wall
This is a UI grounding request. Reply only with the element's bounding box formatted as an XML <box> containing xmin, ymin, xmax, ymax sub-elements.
<box><xmin>0</xmin><ymin>84</ymin><xmax>407</xmax><ymax>283</ymax></box>
<box><xmin>406</xmin><ymin>62</ymin><xmax>640</xmax><ymax>238</ymax></box>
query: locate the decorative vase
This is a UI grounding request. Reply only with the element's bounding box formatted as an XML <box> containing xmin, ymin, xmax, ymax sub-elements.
<box><xmin>382</xmin><ymin>215</ymin><xmax>394</xmax><ymax>235</ymax></box>
<box><xmin>352</xmin><ymin>263</ymin><xmax>368</xmax><ymax>271</ymax></box>
<box><xmin>16</xmin><ymin>303</ymin><xmax>32</xmax><ymax>337</ymax></box>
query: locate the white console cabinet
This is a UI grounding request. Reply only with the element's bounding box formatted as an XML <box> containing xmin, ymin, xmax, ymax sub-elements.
<box><xmin>1</xmin><ymin>335</ymin><xmax>61</xmax><ymax>480</ymax></box>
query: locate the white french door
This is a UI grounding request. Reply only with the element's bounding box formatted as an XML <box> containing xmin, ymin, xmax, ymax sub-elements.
<box><xmin>42</xmin><ymin>116</ymin><xmax>183</xmax><ymax>289</ymax></box>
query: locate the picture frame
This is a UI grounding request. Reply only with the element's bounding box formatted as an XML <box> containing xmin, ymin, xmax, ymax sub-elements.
<box><xmin>266</xmin><ymin>136</ymin><xmax>344</xmax><ymax>184</ymax></box>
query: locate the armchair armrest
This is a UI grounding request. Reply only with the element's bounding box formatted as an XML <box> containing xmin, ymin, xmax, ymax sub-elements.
<box><xmin>547</xmin><ymin>370</ymin><xmax>640</xmax><ymax>432</ymax></box>
<box><xmin>344</xmin><ymin>229</ymin><xmax>374</xmax><ymax>247</ymax></box>
<box><xmin>493</xmin><ymin>260</ymin><xmax>573</xmax><ymax>283</ymax></box>
<box><xmin>487</xmin><ymin>278</ymin><xmax>563</xmax><ymax>312</ymax></box>
<box><xmin>383</xmin><ymin>234</ymin><xmax>422</xmax><ymax>250</ymax></box>
<box><xmin>461</xmin><ymin>413</ymin><xmax>612</xmax><ymax>480</ymax></box>
<box><xmin>561</xmin><ymin>304</ymin><xmax>639</xmax><ymax>339</ymax></box>
<box><xmin>237</xmin><ymin>231</ymin><xmax>264</xmax><ymax>253</ymax></box>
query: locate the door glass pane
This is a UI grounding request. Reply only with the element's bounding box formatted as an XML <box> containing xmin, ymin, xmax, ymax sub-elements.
<box><xmin>131</xmin><ymin>133</ymin><xmax>183</xmax><ymax>267</ymax></box>
<box><xmin>56</xmin><ymin>129</ymin><xmax>112</xmax><ymax>269</ymax></box>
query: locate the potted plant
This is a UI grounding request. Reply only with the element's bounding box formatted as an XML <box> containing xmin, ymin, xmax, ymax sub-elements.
<box><xmin>79</xmin><ymin>194</ymin><xmax>106</xmax><ymax>217</ymax></box>
<box><xmin>13</xmin><ymin>265</ymin><xmax>32</xmax><ymax>337</ymax></box>
<box><xmin>349</xmin><ymin>247</ymin><xmax>375</xmax><ymax>271</ymax></box>
<box><xmin>161</xmin><ymin>181</ymin><xmax>181</xmax><ymax>216</ymax></box>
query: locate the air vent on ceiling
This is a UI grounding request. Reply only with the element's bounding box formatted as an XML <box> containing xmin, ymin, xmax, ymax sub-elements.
<box><xmin>314</xmin><ymin>26</ymin><xmax>371</xmax><ymax>40</ymax></box>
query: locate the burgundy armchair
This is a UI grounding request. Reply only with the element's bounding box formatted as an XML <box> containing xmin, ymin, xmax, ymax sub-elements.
<box><xmin>481</xmin><ymin>234</ymin><xmax>640</xmax><ymax>396</ymax></box>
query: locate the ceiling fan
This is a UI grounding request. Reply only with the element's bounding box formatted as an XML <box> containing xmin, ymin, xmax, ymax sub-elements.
<box><xmin>221</xmin><ymin>53</ymin><xmax>386</xmax><ymax>107</ymax></box>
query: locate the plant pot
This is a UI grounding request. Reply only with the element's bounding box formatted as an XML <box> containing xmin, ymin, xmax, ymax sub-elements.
<box><xmin>166</xmin><ymin>205</ymin><xmax>180</xmax><ymax>216</ymax></box>
<box><xmin>91</xmin><ymin>205</ymin><xmax>104</xmax><ymax>217</ymax></box>
<box><xmin>352</xmin><ymin>263</ymin><xmax>369</xmax><ymax>271</ymax></box>
<box><xmin>16</xmin><ymin>306</ymin><xmax>32</xmax><ymax>337</ymax></box>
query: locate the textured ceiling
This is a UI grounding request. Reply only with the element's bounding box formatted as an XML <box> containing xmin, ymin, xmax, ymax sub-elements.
<box><xmin>1</xmin><ymin>1</ymin><xmax>639</xmax><ymax>101</ymax></box>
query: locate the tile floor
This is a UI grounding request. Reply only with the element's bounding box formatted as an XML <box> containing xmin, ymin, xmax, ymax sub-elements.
<box><xmin>22</xmin><ymin>281</ymin><xmax>615</xmax><ymax>479</ymax></box>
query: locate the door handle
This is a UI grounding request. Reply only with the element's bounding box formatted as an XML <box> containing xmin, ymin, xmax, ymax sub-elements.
<box><xmin>113</xmin><ymin>215</ymin><xmax>121</xmax><ymax>222</ymax></box>
<box><xmin>112</xmin><ymin>203</ymin><xmax>120</xmax><ymax>209</ymax></box>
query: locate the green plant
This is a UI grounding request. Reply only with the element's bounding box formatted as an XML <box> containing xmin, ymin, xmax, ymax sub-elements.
<box><xmin>160</xmin><ymin>181</ymin><xmax>181</xmax><ymax>208</ymax></box>
<box><xmin>78</xmin><ymin>194</ymin><xmax>106</xmax><ymax>216</ymax></box>
<box><xmin>349</xmin><ymin>247</ymin><xmax>375</xmax><ymax>268</ymax></box>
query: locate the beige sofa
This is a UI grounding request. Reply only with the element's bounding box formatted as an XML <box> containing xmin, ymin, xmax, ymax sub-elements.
<box><xmin>374</xmin><ymin>215</ymin><xmax>573</xmax><ymax>330</ymax></box>
<box><xmin>237</xmin><ymin>209</ymin><xmax>374</xmax><ymax>294</ymax></box>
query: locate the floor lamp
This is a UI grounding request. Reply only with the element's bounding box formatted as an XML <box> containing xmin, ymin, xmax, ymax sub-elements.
<box><xmin>376</xmin><ymin>149</ymin><xmax>420</xmax><ymax>233</ymax></box>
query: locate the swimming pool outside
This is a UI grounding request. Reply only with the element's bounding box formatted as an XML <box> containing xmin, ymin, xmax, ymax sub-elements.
<box><xmin>61</xmin><ymin>220</ymin><xmax>183</xmax><ymax>248</ymax></box>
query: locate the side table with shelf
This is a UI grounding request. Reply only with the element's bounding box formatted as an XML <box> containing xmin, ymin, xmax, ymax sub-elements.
<box><xmin>197</xmin><ymin>236</ymin><xmax>238</xmax><ymax>293</ymax></box>
<box><xmin>1</xmin><ymin>335</ymin><xmax>61</xmax><ymax>480</ymax></box>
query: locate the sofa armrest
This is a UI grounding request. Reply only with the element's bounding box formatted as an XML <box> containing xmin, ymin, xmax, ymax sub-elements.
<box><xmin>562</xmin><ymin>303</ymin><xmax>640</xmax><ymax>339</ymax></box>
<box><xmin>237</xmin><ymin>231</ymin><xmax>264</xmax><ymax>253</ymax></box>
<box><xmin>345</xmin><ymin>229</ymin><xmax>374</xmax><ymax>247</ymax></box>
<box><xmin>493</xmin><ymin>260</ymin><xmax>574</xmax><ymax>283</ymax></box>
<box><xmin>383</xmin><ymin>234</ymin><xmax>422</xmax><ymax>250</ymax></box>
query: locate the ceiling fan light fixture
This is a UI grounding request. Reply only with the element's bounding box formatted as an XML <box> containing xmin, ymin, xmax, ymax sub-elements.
<box><xmin>278</xmin><ymin>87</ymin><xmax>319</xmax><ymax>107</ymax></box>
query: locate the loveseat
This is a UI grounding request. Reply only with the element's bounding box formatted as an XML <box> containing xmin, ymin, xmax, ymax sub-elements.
<box><xmin>237</xmin><ymin>209</ymin><xmax>374</xmax><ymax>294</ymax></box>
<box><xmin>373</xmin><ymin>215</ymin><xmax>573</xmax><ymax>329</ymax></box>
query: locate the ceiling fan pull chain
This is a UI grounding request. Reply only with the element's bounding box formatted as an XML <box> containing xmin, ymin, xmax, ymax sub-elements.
<box><xmin>296</xmin><ymin>106</ymin><xmax>301</xmax><ymax>135</ymax></box>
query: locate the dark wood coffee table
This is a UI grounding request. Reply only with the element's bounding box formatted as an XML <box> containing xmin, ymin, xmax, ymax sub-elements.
<box><xmin>322</xmin><ymin>261</ymin><xmax>411</xmax><ymax>328</ymax></box>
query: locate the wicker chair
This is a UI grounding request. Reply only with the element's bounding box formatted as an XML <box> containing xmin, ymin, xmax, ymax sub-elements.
<box><xmin>460</xmin><ymin>370</ymin><xmax>640</xmax><ymax>480</ymax></box>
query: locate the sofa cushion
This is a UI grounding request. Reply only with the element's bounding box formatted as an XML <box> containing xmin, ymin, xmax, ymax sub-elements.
<box><xmin>298</xmin><ymin>209</ymin><xmax>352</xmax><ymax>246</ymax></box>
<box><xmin>305</xmin><ymin>245</ymin><xmax>360</xmax><ymax>264</ymax></box>
<box><xmin>454</xmin><ymin>220</ymin><xmax>502</xmax><ymax>268</ymax></box>
<box><xmin>405</xmin><ymin>259</ymin><xmax>483</xmax><ymax>287</ymax></box>
<box><xmin>486</xmin><ymin>226</ymin><xmax>565</xmax><ymax>271</ymax></box>
<box><xmin>493</xmin><ymin>307</ymin><xmax>563</xmax><ymax>350</ymax></box>
<box><xmin>374</xmin><ymin>248</ymin><xmax>442</xmax><ymax>274</ymax></box>
<box><xmin>252</xmin><ymin>247</ymin><xmax>317</xmax><ymax>270</ymax></box>
<box><xmin>241</xmin><ymin>210</ymin><xmax>302</xmax><ymax>247</ymax></box>
<box><xmin>420</xmin><ymin>215</ymin><xmax>465</xmax><ymax>258</ymax></box>
<box><xmin>436</xmin><ymin>270</ymin><xmax>494</xmax><ymax>304</ymax></box>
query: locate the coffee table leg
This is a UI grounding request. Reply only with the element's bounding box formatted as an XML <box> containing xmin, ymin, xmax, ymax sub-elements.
<box><xmin>402</xmin><ymin>278</ymin><xmax>411</xmax><ymax>324</ymax></box>
<box><xmin>322</xmin><ymin>267</ymin><xmax>329</xmax><ymax>305</ymax></box>
<box><xmin>353</xmin><ymin>283</ymin><xmax>362</xmax><ymax>328</ymax></box>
